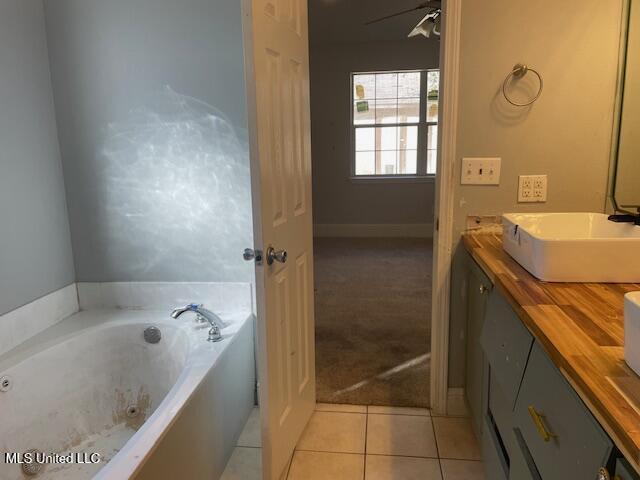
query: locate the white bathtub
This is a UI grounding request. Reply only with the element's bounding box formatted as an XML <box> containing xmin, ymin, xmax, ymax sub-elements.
<box><xmin>0</xmin><ymin>309</ymin><xmax>255</xmax><ymax>480</ymax></box>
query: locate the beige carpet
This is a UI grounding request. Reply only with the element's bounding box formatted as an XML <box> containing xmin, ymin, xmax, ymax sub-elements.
<box><xmin>314</xmin><ymin>237</ymin><xmax>432</xmax><ymax>408</ymax></box>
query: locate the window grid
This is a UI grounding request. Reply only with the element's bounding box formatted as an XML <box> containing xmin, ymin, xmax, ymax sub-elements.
<box><xmin>352</xmin><ymin>70</ymin><xmax>439</xmax><ymax>177</ymax></box>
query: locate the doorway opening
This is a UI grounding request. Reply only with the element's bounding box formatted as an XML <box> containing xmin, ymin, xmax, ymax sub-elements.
<box><xmin>308</xmin><ymin>2</ymin><xmax>441</xmax><ymax>409</ymax></box>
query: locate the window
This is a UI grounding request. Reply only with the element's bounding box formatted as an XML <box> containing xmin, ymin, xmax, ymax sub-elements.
<box><xmin>352</xmin><ymin>70</ymin><xmax>439</xmax><ymax>177</ymax></box>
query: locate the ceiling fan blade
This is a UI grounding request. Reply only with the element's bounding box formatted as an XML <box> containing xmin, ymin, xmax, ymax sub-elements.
<box><xmin>364</xmin><ymin>1</ymin><xmax>441</xmax><ymax>26</ymax></box>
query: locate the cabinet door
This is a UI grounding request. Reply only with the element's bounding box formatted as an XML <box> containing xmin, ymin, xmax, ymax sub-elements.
<box><xmin>466</xmin><ymin>260</ymin><xmax>492</xmax><ymax>436</ymax></box>
<box><xmin>514</xmin><ymin>342</ymin><xmax>613</xmax><ymax>480</ymax></box>
<box><xmin>480</xmin><ymin>289</ymin><xmax>533</xmax><ymax>410</ymax></box>
<box><xmin>489</xmin><ymin>368</ymin><xmax>517</xmax><ymax>458</ymax></box>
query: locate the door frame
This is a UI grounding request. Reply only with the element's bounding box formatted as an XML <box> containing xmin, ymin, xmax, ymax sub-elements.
<box><xmin>430</xmin><ymin>0</ymin><xmax>462</xmax><ymax>415</ymax></box>
<box><xmin>244</xmin><ymin>0</ymin><xmax>463</xmax><ymax>428</ymax></box>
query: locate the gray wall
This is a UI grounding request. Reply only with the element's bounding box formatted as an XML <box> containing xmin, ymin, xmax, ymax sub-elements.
<box><xmin>0</xmin><ymin>0</ymin><xmax>75</xmax><ymax>316</ymax></box>
<box><xmin>310</xmin><ymin>39</ymin><xmax>440</xmax><ymax>227</ymax></box>
<box><xmin>448</xmin><ymin>0</ymin><xmax>624</xmax><ymax>387</ymax></box>
<box><xmin>44</xmin><ymin>0</ymin><xmax>253</xmax><ymax>283</ymax></box>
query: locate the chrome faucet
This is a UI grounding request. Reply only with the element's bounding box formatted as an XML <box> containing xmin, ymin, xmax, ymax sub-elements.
<box><xmin>171</xmin><ymin>304</ymin><xmax>227</xmax><ymax>342</ymax></box>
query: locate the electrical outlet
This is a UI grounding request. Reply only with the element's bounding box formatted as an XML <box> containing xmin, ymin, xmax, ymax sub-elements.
<box><xmin>518</xmin><ymin>175</ymin><xmax>547</xmax><ymax>203</ymax></box>
<box><xmin>461</xmin><ymin>157</ymin><xmax>501</xmax><ymax>185</ymax></box>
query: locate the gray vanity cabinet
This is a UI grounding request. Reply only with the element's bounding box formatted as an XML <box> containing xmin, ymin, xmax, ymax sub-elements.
<box><xmin>464</xmin><ymin>255</ymin><xmax>640</xmax><ymax>479</ymax></box>
<box><xmin>513</xmin><ymin>342</ymin><xmax>613</xmax><ymax>480</ymax></box>
<box><xmin>465</xmin><ymin>259</ymin><xmax>492</xmax><ymax>436</ymax></box>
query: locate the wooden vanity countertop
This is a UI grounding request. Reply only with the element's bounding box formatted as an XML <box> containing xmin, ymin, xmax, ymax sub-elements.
<box><xmin>463</xmin><ymin>232</ymin><xmax>640</xmax><ymax>469</ymax></box>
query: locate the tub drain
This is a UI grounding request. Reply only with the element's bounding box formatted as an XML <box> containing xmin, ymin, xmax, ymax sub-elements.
<box><xmin>126</xmin><ymin>405</ymin><xmax>140</xmax><ymax>418</ymax></box>
<box><xmin>21</xmin><ymin>449</ymin><xmax>43</xmax><ymax>476</ymax></box>
<box><xmin>143</xmin><ymin>326</ymin><xmax>161</xmax><ymax>344</ymax></box>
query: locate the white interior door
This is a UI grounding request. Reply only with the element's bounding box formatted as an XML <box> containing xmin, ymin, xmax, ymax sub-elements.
<box><xmin>242</xmin><ymin>0</ymin><xmax>316</xmax><ymax>478</ymax></box>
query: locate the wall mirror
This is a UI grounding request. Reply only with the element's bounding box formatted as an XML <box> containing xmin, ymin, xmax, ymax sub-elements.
<box><xmin>613</xmin><ymin>0</ymin><xmax>640</xmax><ymax>213</ymax></box>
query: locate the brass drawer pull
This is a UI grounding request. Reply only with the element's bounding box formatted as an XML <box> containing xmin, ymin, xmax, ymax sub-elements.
<box><xmin>597</xmin><ymin>467</ymin><xmax>612</xmax><ymax>480</ymax></box>
<box><xmin>528</xmin><ymin>405</ymin><xmax>556</xmax><ymax>442</ymax></box>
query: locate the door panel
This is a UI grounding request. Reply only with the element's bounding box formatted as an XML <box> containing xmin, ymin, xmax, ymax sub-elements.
<box><xmin>295</xmin><ymin>253</ymin><xmax>311</xmax><ymax>394</ymax></box>
<box><xmin>264</xmin><ymin>48</ymin><xmax>286</xmax><ymax>227</ymax></box>
<box><xmin>244</xmin><ymin>0</ymin><xmax>316</xmax><ymax>478</ymax></box>
<box><xmin>274</xmin><ymin>269</ymin><xmax>292</xmax><ymax>423</ymax></box>
<box><xmin>289</xmin><ymin>59</ymin><xmax>306</xmax><ymax>217</ymax></box>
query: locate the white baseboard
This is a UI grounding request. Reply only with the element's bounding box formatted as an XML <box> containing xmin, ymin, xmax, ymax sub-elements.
<box><xmin>446</xmin><ymin>387</ymin><xmax>469</xmax><ymax>417</ymax></box>
<box><xmin>313</xmin><ymin>223</ymin><xmax>434</xmax><ymax>238</ymax></box>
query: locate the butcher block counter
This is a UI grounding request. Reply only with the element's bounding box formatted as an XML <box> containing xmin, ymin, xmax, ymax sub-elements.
<box><xmin>463</xmin><ymin>231</ymin><xmax>640</xmax><ymax>473</ymax></box>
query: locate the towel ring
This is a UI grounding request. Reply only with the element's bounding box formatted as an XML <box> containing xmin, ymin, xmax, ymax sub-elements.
<box><xmin>502</xmin><ymin>63</ymin><xmax>544</xmax><ymax>107</ymax></box>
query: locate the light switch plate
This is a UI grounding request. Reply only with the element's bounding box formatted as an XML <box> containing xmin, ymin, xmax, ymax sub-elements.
<box><xmin>518</xmin><ymin>175</ymin><xmax>547</xmax><ymax>202</ymax></box>
<box><xmin>461</xmin><ymin>157</ymin><xmax>501</xmax><ymax>185</ymax></box>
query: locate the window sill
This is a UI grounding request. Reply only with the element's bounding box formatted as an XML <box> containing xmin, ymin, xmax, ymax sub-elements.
<box><xmin>349</xmin><ymin>175</ymin><xmax>436</xmax><ymax>184</ymax></box>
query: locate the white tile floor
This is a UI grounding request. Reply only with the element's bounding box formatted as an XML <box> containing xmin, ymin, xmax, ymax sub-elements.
<box><xmin>221</xmin><ymin>408</ymin><xmax>262</xmax><ymax>480</ymax></box>
<box><xmin>237</xmin><ymin>407</ymin><xmax>262</xmax><ymax>449</ymax></box>
<box><xmin>222</xmin><ymin>404</ymin><xmax>485</xmax><ymax>480</ymax></box>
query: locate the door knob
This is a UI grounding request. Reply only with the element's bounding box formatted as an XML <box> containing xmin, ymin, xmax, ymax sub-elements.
<box><xmin>266</xmin><ymin>246</ymin><xmax>287</xmax><ymax>265</ymax></box>
<box><xmin>243</xmin><ymin>248</ymin><xmax>263</xmax><ymax>264</ymax></box>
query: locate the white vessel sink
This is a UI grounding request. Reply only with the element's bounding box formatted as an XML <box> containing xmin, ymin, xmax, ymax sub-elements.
<box><xmin>502</xmin><ymin>213</ymin><xmax>640</xmax><ymax>283</ymax></box>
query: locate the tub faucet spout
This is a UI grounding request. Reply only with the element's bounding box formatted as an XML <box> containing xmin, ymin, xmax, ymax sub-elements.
<box><xmin>171</xmin><ymin>304</ymin><xmax>226</xmax><ymax>342</ymax></box>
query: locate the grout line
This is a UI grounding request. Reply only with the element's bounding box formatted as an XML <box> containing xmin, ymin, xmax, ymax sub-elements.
<box><xmin>288</xmin><ymin>455</ymin><xmax>294</xmax><ymax>479</ymax></box>
<box><xmin>316</xmin><ymin>405</ymin><xmax>433</xmax><ymax>416</ymax></box>
<box><xmin>439</xmin><ymin>458</ymin><xmax>484</xmax><ymax>480</ymax></box>
<box><xmin>438</xmin><ymin>455</ymin><xmax>483</xmax><ymax>461</ymax></box>
<box><xmin>365</xmin><ymin>411</ymin><xmax>432</xmax><ymax>417</ymax></box>
<box><xmin>430</xmin><ymin>416</ymin><xmax>447</xmax><ymax>480</ymax></box>
<box><xmin>365</xmin><ymin>452</ymin><xmax>440</xmax><ymax>460</ymax></box>
<box><xmin>439</xmin><ymin>458</ymin><xmax>483</xmax><ymax>463</ymax></box>
<box><xmin>363</xmin><ymin>409</ymin><xmax>369</xmax><ymax>480</ymax></box>
<box><xmin>430</xmin><ymin>413</ymin><xmax>469</xmax><ymax>418</ymax></box>
<box><xmin>295</xmin><ymin>449</ymin><xmax>365</xmax><ymax>456</ymax></box>
<box><xmin>284</xmin><ymin>452</ymin><xmax>293</xmax><ymax>480</ymax></box>
<box><xmin>294</xmin><ymin>450</ymin><xmax>440</xmax><ymax>461</ymax></box>
<box><xmin>313</xmin><ymin>410</ymin><xmax>367</xmax><ymax>416</ymax></box>
<box><xmin>431</xmin><ymin>415</ymin><xmax>441</xmax><ymax>459</ymax></box>
<box><xmin>367</xmin><ymin>411</ymin><xmax>428</xmax><ymax>415</ymax></box>
<box><xmin>296</xmin><ymin>450</ymin><xmax>366</xmax><ymax>458</ymax></box>
<box><xmin>314</xmin><ymin>408</ymin><xmax>368</xmax><ymax>414</ymax></box>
